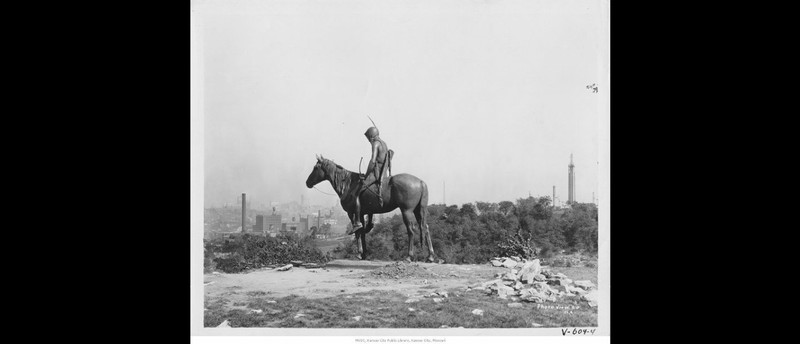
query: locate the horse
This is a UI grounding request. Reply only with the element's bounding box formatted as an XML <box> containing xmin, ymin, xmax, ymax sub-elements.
<box><xmin>305</xmin><ymin>154</ymin><xmax>436</xmax><ymax>262</ymax></box>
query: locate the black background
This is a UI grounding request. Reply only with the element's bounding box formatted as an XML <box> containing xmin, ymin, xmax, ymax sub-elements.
<box><xmin>32</xmin><ymin>0</ymin><xmax>725</xmax><ymax>341</ymax></box>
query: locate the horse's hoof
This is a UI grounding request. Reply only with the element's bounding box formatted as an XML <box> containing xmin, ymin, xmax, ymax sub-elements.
<box><xmin>404</xmin><ymin>257</ymin><xmax>412</xmax><ymax>263</ymax></box>
<box><xmin>427</xmin><ymin>256</ymin><xmax>435</xmax><ymax>263</ymax></box>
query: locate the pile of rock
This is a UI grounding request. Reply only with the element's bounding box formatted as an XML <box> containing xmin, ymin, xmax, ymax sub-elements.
<box><xmin>475</xmin><ymin>257</ymin><xmax>597</xmax><ymax>306</ymax></box>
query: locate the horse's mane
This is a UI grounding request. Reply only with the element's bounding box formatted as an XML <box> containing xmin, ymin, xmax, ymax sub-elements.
<box><xmin>320</xmin><ymin>158</ymin><xmax>364</xmax><ymax>176</ymax></box>
<box><xmin>320</xmin><ymin>158</ymin><xmax>360</xmax><ymax>195</ymax></box>
<box><xmin>321</xmin><ymin>158</ymin><xmax>346</xmax><ymax>172</ymax></box>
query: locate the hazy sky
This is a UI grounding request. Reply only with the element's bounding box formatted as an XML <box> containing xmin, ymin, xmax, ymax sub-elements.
<box><xmin>194</xmin><ymin>0</ymin><xmax>607</xmax><ymax>209</ymax></box>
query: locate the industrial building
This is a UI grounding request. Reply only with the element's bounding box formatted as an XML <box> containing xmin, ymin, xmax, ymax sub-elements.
<box><xmin>281</xmin><ymin>216</ymin><xmax>309</xmax><ymax>236</ymax></box>
<box><xmin>250</xmin><ymin>214</ymin><xmax>282</xmax><ymax>235</ymax></box>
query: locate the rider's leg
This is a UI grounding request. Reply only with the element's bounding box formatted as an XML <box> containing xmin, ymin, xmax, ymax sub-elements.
<box><xmin>345</xmin><ymin>211</ymin><xmax>357</xmax><ymax>235</ymax></box>
<box><xmin>375</xmin><ymin>169</ymin><xmax>384</xmax><ymax>207</ymax></box>
<box><xmin>352</xmin><ymin>194</ymin><xmax>363</xmax><ymax>230</ymax></box>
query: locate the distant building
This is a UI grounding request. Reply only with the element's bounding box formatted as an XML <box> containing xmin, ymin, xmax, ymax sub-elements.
<box><xmin>282</xmin><ymin>216</ymin><xmax>309</xmax><ymax>236</ymax></box>
<box><xmin>254</xmin><ymin>215</ymin><xmax>265</xmax><ymax>232</ymax></box>
<box><xmin>300</xmin><ymin>217</ymin><xmax>311</xmax><ymax>235</ymax></box>
<box><xmin>263</xmin><ymin>214</ymin><xmax>281</xmax><ymax>234</ymax></box>
<box><xmin>281</xmin><ymin>222</ymin><xmax>296</xmax><ymax>233</ymax></box>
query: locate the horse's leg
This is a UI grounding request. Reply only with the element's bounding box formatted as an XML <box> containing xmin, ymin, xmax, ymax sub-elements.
<box><xmin>359</xmin><ymin>231</ymin><xmax>367</xmax><ymax>260</ymax></box>
<box><xmin>354</xmin><ymin>230</ymin><xmax>363</xmax><ymax>260</ymax></box>
<box><xmin>365</xmin><ymin>214</ymin><xmax>374</xmax><ymax>233</ymax></box>
<box><xmin>401</xmin><ymin>209</ymin><xmax>416</xmax><ymax>262</ymax></box>
<box><xmin>346</xmin><ymin>211</ymin><xmax>358</xmax><ymax>235</ymax></box>
<box><xmin>415</xmin><ymin>205</ymin><xmax>435</xmax><ymax>263</ymax></box>
<box><xmin>358</xmin><ymin>214</ymin><xmax>368</xmax><ymax>260</ymax></box>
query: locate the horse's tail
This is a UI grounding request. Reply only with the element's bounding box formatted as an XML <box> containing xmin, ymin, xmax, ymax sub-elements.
<box><xmin>419</xmin><ymin>179</ymin><xmax>428</xmax><ymax>208</ymax></box>
<box><xmin>418</xmin><ymin>179</ymin><xmax>428</xmax><ymax>249</ymax></box>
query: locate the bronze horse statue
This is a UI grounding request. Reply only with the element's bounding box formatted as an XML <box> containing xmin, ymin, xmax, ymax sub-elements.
<box><xmin>305</xmin><ymin>155</ymin><xmax>436</xmax><ymax>262</ymax></box>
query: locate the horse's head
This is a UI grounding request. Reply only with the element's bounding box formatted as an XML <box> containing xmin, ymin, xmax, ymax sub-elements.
<box><xmin>306</xmin><ymin>154</ymin><xmax>328</xmax><ymax>188</ymax></box>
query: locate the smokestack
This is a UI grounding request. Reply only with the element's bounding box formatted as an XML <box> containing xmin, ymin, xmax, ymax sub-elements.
<box><xmin>568</xmin><ymin>154</ymin><xmax>575</xmax><ymax>205</ymax></box>
<box><xmin>241</xmin><ymin>193</ymin><xmax>246</xmax><ymax>232</ymax></box>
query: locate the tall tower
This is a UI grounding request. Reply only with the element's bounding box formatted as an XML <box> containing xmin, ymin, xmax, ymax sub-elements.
<box><xmin>241</xmin><ymin>193</ymin><xmax>247</xmax><ymax>232</ymax></box>
<box><xmin>568</xmin><ymin>154</ymin><xmax>575</xmax><ymax>205</ymax></box>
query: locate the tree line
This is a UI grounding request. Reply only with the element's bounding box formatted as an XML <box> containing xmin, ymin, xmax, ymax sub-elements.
<box><xmin>332</xmin><ymin>196</ymin><xmax>598</xmax><ymax>263</ymax></box>
<box><xmin>205</xmin><ymin>196</ymin><xmax>599</xmax><ymax>273</ymax></box>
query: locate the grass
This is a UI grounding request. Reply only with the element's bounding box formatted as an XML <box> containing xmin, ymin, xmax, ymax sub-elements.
<box><xmin>547</xmin><ymin>266</ymin><xmax>598</xmax><ymax>285</ymax></box>
<box><xmin>246</xmin><ymin>290</ymin><xmax>268</xmax><ymax>297</ymax></box>
<box><xmin>204</xmin><ymin>287</ymin><xmax>597</xmax><ymax>328</ymax></box>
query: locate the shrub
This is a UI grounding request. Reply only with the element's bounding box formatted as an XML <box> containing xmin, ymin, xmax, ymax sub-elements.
<box><xmin>497</xmin><ymin>228</ymin><xmax>538</xmax><ymax>259</ymax></box>
<box><xmin>205</xmin><ymin>233</ymin><xmax>329</xmax><ymax>273</ymax></box>
<box><xmin>537</xmin><ymin>246</ymin><xmax>557</xmax><ymax>259</ymax></box>
<box><xmin>330</xmin><ymin>240</ymin><xmax>356</xmax><ymax>259</ymax></box>
<box><xmin>203</xmin><ymin>246</ymin><xmax>216</xmax><ymax>273</ymax></box>
<box><xmin>552</xmin><ymin>258</ymin><xmax>562</xmax><ymax>267</ymax></box>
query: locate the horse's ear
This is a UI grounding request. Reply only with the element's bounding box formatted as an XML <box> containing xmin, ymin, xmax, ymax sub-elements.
<box><xmin>316</xmin><ymin>154</ymin><xmax>321</xmax><ymax>162</ymax></box>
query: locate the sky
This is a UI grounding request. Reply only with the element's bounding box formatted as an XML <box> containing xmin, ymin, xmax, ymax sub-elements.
<box><xmin>193</xmin><ymin>0</ymin><xmax>607</xmax><ymax>209</ymax></box>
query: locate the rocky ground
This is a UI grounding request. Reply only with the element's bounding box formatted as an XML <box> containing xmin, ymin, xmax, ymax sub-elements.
<box><xmin>204</xmin><ymin>257</ymin><xmax>598</xmax><ymax>328</ymax></box>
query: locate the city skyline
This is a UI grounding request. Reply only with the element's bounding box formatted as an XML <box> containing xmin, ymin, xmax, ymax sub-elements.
<box><xmin>205</xmin><ymin>152</ymin><xmax>589</xmax><ymax>210</ymax></box>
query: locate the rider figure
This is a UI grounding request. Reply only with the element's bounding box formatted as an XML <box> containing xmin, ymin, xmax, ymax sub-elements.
<box><xmin>351</xmin><ymin>126</ymin><xmax>389</xmax><ymax>231</ymax></box>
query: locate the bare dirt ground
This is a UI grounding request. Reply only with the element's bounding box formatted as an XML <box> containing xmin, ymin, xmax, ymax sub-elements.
<box><xmin>204</xmin><ymin>258</ymin><xmax>598</xmax><ymax>328</ymax></box>
<box><xmin>204</xmin><ymin>259</ymin><xmax>500</xmax><ymax>304</ymax></box>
